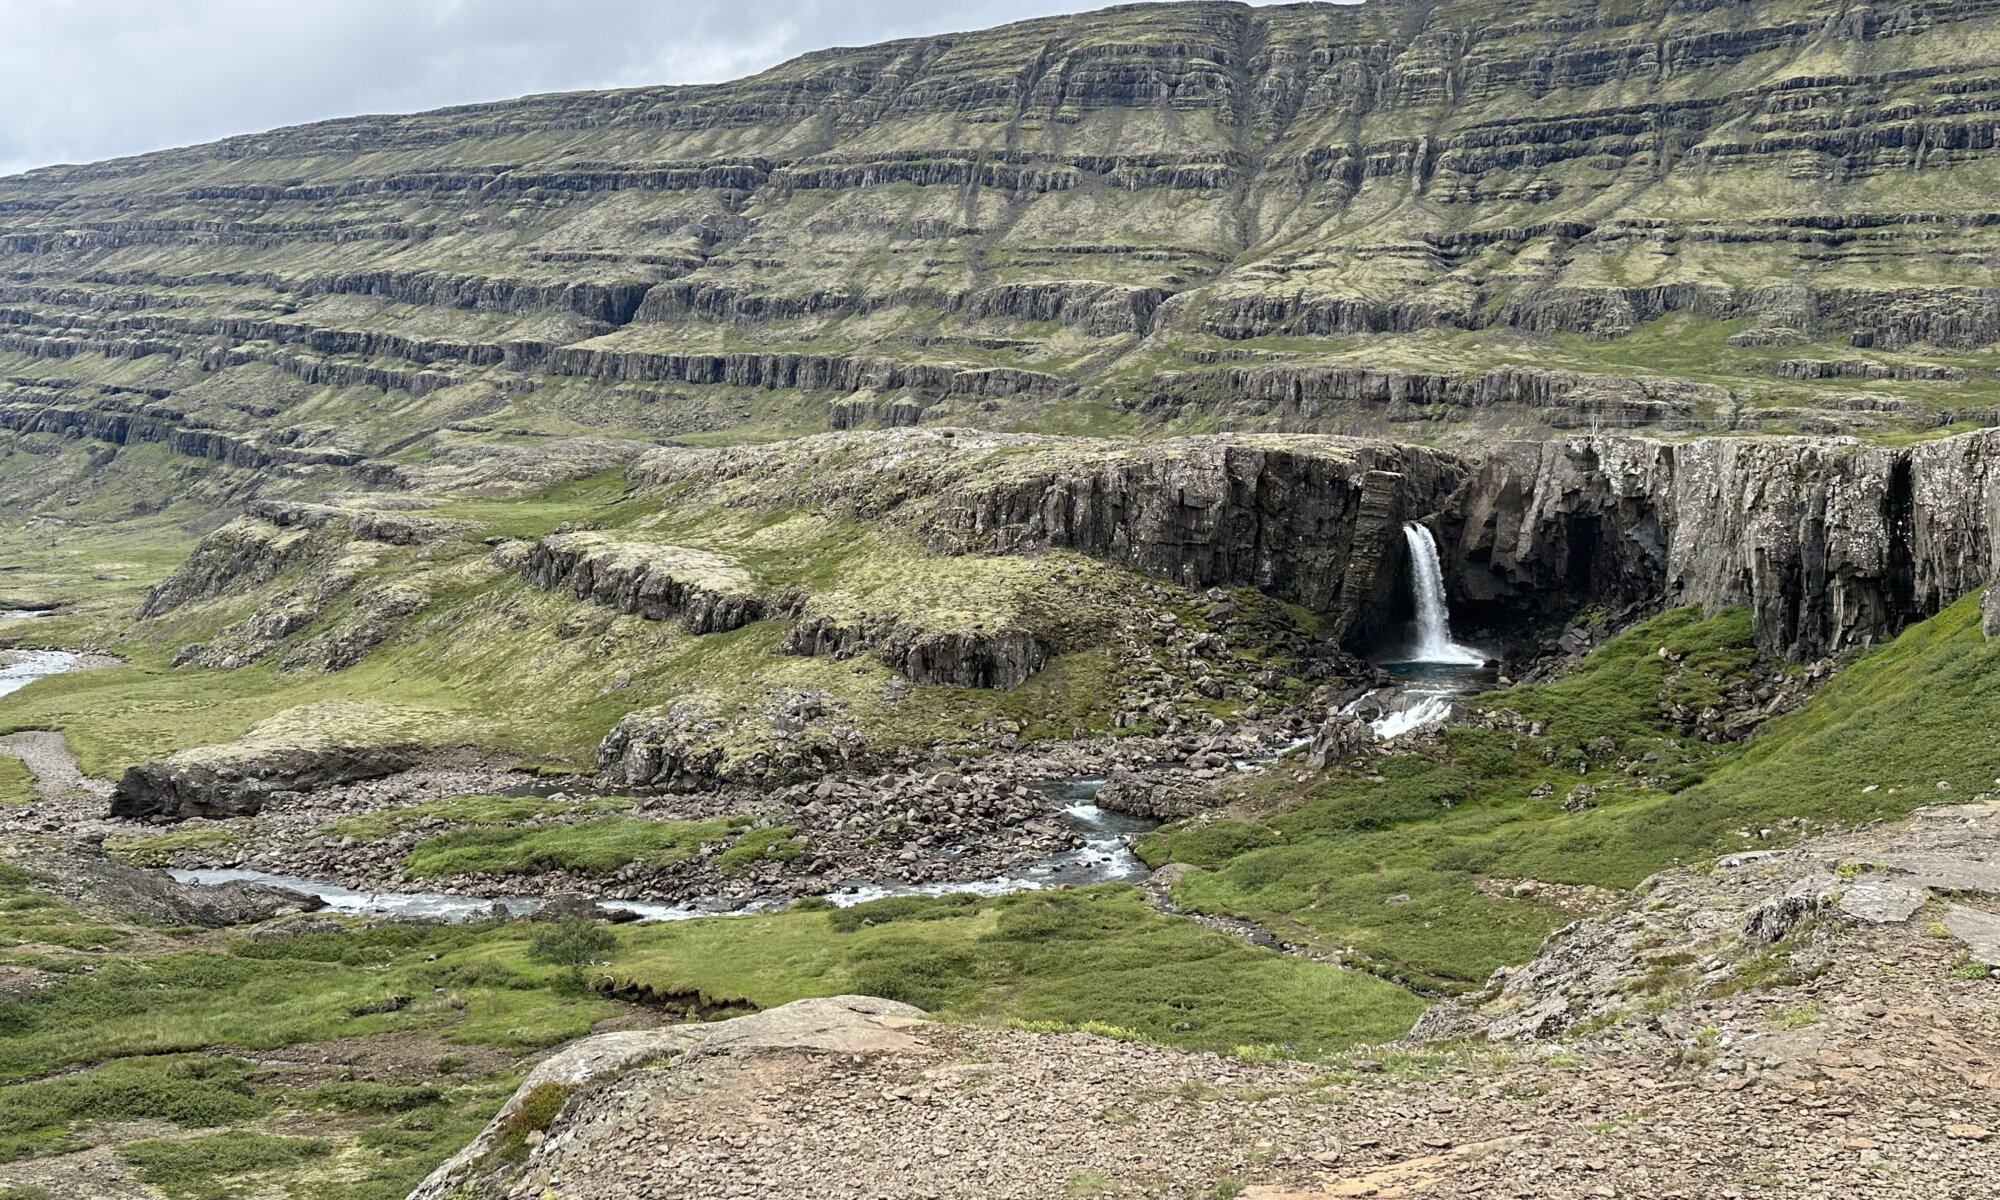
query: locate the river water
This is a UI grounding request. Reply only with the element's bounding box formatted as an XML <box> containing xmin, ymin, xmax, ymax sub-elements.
<box><xmin>2</xmin><ymin>587</ymin><xmax>1472</xmax><ymax>928</ymax></box>
<box><xmin>168</xmin><ymin>779</ymin><xmax>1160</xmax><ymax>923</ymax></box>
<box><xmin>0</xmin><ymin>616</ymin><xmax>82</xmax><ymax>700</ymax></box>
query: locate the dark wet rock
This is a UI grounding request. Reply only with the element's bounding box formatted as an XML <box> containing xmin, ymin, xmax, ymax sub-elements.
<box><xmin>1442</xmin><ymin>429</ymin><xmax>2000</xmax><ymax>659</ymax></box>
<box><xmin>781</xmin><ymin>613</ymin><xmax>1046</xmax><ymax>690</ymax></box>
<box><xmin>923</xmin><ymin>437</ymin><xmax>1469</xmax><ymax>647</ymax></box>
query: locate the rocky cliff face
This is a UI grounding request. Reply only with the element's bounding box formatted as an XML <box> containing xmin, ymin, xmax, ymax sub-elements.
<box><xmin>109</xmin><ymin>741</ymin><xmax>421</xmax><ymax>820</ymax></box>
<box><xmin>1441</xmin><ymin>429</ymin><xmax>2000</xmax><ymax>658</ymax></box>
<box><xmin>516</xmin><ymin>533</ymin><xmax>792</xmax><ymax>634</ymax></box>
<box><xmin>632</xmin><ymin>430</ymin><xmax>1468</xmax><ymax>648</ymax></box>
<box><xmin>922</xmin><ymin>436</ymin><xmax>1468</xmax><ymax>645</ymax></box>
<box><xmin>780</xmin><ymin>614</ymin><xmax>1047</xmax><ymax>692</ymax></box>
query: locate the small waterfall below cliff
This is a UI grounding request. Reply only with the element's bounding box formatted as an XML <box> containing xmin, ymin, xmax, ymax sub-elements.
<box><xmin>1353</xmin><ymin>524</ymin><xmax>1494</xmax><ymax>741</ymax></box>
<box><xmin>1401</xmin><ymin>523</ymin><xmax>1486</xmax><ymax>666</ymax></box>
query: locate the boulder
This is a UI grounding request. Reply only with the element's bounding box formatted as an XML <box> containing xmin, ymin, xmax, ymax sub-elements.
<box><xmin>109</xmin><ymin>741</ymin><xmax>420</xmax><ymax>820</ymax></box>
<box><xmin>1092</xmin><ymin>770</ymin><xmax>1218</xmax><ymax>821</ymax></box>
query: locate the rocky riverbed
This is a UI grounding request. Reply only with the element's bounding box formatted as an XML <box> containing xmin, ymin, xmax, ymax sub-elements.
<box><xmin>3</xmin><ymin>711</ymin><xmax>1326</xmax><ymax>912</ymax></box>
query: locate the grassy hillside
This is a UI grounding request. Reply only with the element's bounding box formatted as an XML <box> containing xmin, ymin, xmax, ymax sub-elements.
<box><xmin>3</xmin><ymin>596</ymin><xmax>1995</xmax><ymax>1193</ymax></box>
<box><xmin>1143</xmin><ymin>596</ymin><xmax>2000</xmax><ymax>991</ymax></box>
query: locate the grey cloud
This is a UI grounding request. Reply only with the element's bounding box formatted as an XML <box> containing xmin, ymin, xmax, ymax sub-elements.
<box><xmin>0</xmin><ymin>0</ymin><xmax>1286</xmax><ymax>176</ymax></box>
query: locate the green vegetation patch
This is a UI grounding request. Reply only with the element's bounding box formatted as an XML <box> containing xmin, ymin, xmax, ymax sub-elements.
<box><xmin>0</xmin><ymin>1055</ymin><xmax>267</xmax><ymax>1162</ymax></box>
<box><xmin>611</xmin><ymin>886</ymin><xmax>1426</xmax><ymax>1056</ymax></box>
<box><xmin>0</xmin><ymin>754</ymin><xmax>33</xmax><ymax>806</ymax></box>
<box><xmin>402</xmin><ymin>813</ymin><xmax>755</xmax><ymax>878</ymax></box>
<box><xmin>103</xmin><ymin>825</ymin><xmax>246</xmax><ymax>868</ymax></box>
<box><xmin>1150</xmin><ymin>599</ymin><xmax>2000</xmax><ymax>992</ymax></box>
<box><xmin>0</xmin><ymin>866</ymin><xmax>125</xmax><ymax>951</ymax></box>
<box><xmin>715</xmin><ymin>824</ymin><xmax>807</xmax><ymax>875</ymax></box>
<box><xmin>120</xmin><ymin>1132</ymin><xmax>332</xmax><ymax>1199</ymax></box>
<box><xmin>320</xmin><ymin>793</ymin><xmax>634</xmax><ymax>843</ymax></box>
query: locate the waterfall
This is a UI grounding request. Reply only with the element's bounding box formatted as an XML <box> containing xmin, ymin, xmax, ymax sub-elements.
<box><xmin>1402</xmin><ymin>522</ymin><xmax>1486</xmax><ymax>666</ymax></box>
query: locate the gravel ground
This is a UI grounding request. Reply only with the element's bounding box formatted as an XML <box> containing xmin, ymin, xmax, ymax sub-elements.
<box><xmin>435</xmin><ymin>805</ymin><xmax>2000</xmax><ymax>1200</ymax></box>
<box><xmin>450</xmin><ymin>913</ymin><xmax>1999</xmax><ymax>1200</ymax></box>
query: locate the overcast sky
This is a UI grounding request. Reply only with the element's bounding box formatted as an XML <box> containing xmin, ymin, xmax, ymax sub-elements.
<box><xmin>0</xmin><ymin>1</ymin><xmax>1318</xmax><ymax>177</ymax></box>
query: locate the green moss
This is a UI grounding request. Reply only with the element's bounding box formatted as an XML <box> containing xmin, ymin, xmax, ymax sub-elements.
<box><xmin>402</xmin><ymin>814</ymin><xmax>754</xmax><ymax>878</ymax></box>
<box><xmin>119</xmin><ymin>1132</ymin><xmax>332</xmax><ymax>1199</ymax></box>
<box><xmin>487</xmin><ymin>1083</ymin><xmax>573</xmax><ymax>1164</ymax></box>
<box><xmin>321</xmin><ymin>793</ymin><xmax>634</xmax><ymax>843</ymax></box>
<box><xmin>613</xmin><ymin>886</ymin><xmax>1426</xmax><ymax>1055</ymax></box>
<box><xmin>103</xmin><ymin>825</ymin><xmax>247</xmax><ymax>868</ymax></box>
<box><xmin>0</xmin><ymin>754</ymin><xmax>33</xmax><ymax>806</ymax></box>
<box><xmin>0</xmin><ymin>1056</ymin><xmax>268</xmax><ymax>1162</ymax></box>
<box><xmin>0</xmin><ymin>876</ymin><xmax>126</xmax><ymax>951</ymax></box>
<box><xmin>1136</xmin><ymin>820</ymin><xmax>1283</xmax><ymax>868</ymax></box>
<box><xmin>715</xmin><ymin>825</ymin><xmax>806</xmax><ymax>875</ymax></box>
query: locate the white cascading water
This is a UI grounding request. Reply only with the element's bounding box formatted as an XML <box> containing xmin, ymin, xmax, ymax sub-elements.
<box><xmin>1401</xmin><ymin>522</ymin><xmax>1487</xmax><ymax>666</ymax></box>
<box><xmin>1358</xmin><ymin>523</ymin><xmax>1487</xmax><ymax>740</ymax></box>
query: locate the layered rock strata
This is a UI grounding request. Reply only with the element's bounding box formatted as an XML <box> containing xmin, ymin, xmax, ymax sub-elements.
<box><xmin>517</xmin><ymin>532</ymin><xmax>790</xmax><ymax>634</ymax></box>
<box><xmin>921</xmin><ymin>437</ymin><xmax>1468</xmax><ymax>645</ymax></box>
<box><xmin>12</xmin><ymin>0</ymin><xmax>2000</xmax><ymax>451</ymax></box>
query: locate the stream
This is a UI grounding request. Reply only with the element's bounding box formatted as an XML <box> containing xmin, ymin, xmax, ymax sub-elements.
<box><xmin>170</xmin><ymin>780</ymin><xmax>1158</xmax><ymax>923</ymax></box>
<box><xmin>0</xmin><ymin>633</ymin><xmax>1168</xmax><ymax>926</ymax></box>
<box><xmin>0</xmin><ymin>650</ymin><xmax>82</xmax><ymax>700</ymax></box>
<box><xmin>2</xmin><ymin>555</ymin><xmax>1492</xmax><ymax>929</ymax></box>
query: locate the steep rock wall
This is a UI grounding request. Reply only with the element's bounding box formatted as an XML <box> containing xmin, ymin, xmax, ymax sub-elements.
<box><xmin>923</xmin><ymin>439</ymin><xmax>1469</xmax><ymax>645</ymax></box>
<box><xmin>1441</xmin><ymin>430</ymin><xmax>2000</xmax><ymax>657</ymax></box>
<box><xmin>517</xmin><ymin>533</ymin><xmax>794</xmax><ymax>634</ymax></box>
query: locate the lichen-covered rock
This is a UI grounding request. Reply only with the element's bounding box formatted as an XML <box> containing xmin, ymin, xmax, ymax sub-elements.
<box><xmin>781</xmin><ymin>612</ymin><xmax>1046</xmax><ymax>690</ymax></box>
<box><xmin>246</xmin><ymin>499</ymin><xmax>473</xmax><ymax>545</ymax></box>
<box><xmin>1091</xmin><ymin>770</ymin><xmax>1219</xmax><ymax>821</ymax></box>
<box><xmin>408</xmin><ymin>997</ymin><xmax>925</xmax><ymax>1200</ymax></box>
<box><xmin>138</xmin><ymin>518</ymin><xmax>320</xmax><ymax>619</ymax></box>
<box><xmin>520</xmin><ymin>532</ymin><xmax>791</xmax><ymax>633</ymax></box>
<box><xmin>595</xmin><ymin>690</ymin><xmax>869</xmax><ymax>791</ymax></box>
<box><xmin>593</xmin><ymin>700</ymin><xmax>731</xmax><ymax>792</ymax></box>
<box><xmin>1415</xmin><ymin>798</ymin><xmax>2000</xmax><ymax>1045</ymax></box>
<box><xmin>1306</xmin><ymin>712</ymin><xmax>1372</xmax><ymax>769</ymax></box>
<box><xmin>22</xmin><ymin>847</ymin><xmax>325</xmax><ymax>927</ymax></box>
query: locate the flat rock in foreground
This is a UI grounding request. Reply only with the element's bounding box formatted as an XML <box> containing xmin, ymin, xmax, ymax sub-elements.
<box><xmin>421</xmin><ymin>834</ymin><xmax>1999</xmax><ymax>1200</ymax></box>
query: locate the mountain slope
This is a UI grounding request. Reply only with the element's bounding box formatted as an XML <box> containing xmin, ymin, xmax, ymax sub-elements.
<box><xmin>6</xmin><ymin>0</ymin><xmax>2000</xmax><ymax>500</ymax></box>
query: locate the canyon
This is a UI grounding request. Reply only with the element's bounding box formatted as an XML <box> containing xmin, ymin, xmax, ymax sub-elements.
<box><xmin>2</xmin><ymin>3</ymin><xmax>1999</xmax><ymax>1198</ymax></box>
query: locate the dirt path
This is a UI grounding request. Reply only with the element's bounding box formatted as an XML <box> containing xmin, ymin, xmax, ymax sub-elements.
<box><xmin>0</xmin><ymin>729</ymin><xmax>106</xmax><ymax>803</ymax></box>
